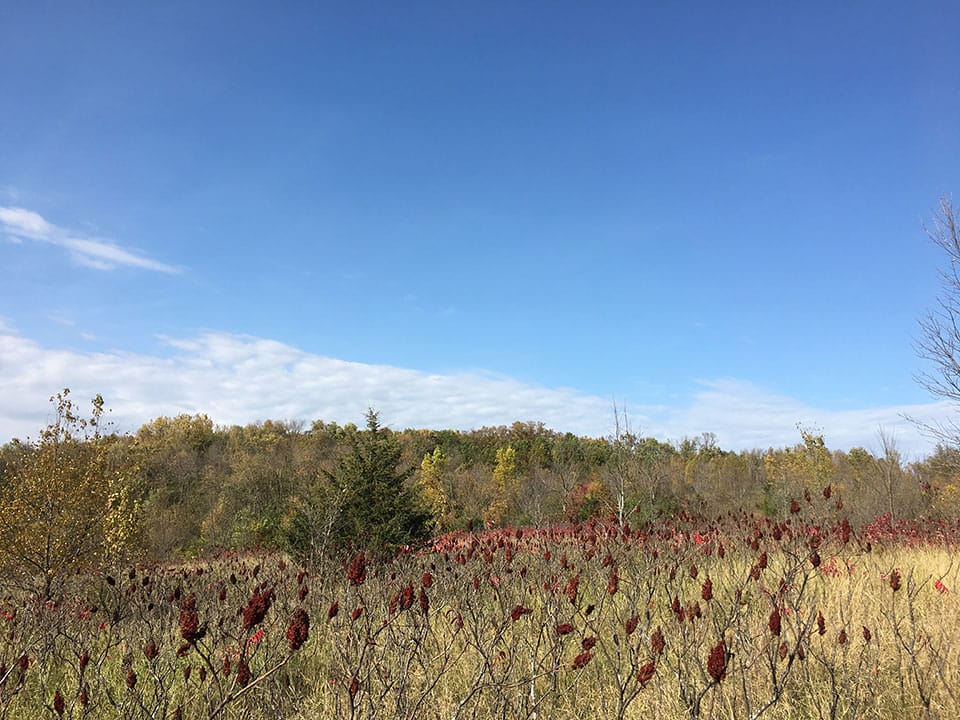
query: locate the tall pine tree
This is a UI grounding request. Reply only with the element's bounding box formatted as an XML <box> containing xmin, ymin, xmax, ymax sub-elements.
<box><xmin>326</xmin><ymin>409</ymin><xmax>432</xmax><ymax>557</ymax></box>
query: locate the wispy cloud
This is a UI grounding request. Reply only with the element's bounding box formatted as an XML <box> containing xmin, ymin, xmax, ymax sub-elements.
<box><xmin>0</xmin><ymin>206</ymin><xmax>180</xmax><ymax>273</ymax></box>
<box><xmin>0</xmin><ymin>327</ymin><xmax>950</xmax><ymax>457</ymax></box>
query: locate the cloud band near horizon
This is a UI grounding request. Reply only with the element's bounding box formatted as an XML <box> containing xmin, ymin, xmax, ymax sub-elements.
<box><xmin>0</xmin><ymin>326</ymin><xmax>951</xmax><ymax>457</ymax></box>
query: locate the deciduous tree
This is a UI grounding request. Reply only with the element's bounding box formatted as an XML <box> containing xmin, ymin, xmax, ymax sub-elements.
<box><xmin>419</xmin><ymin>446</ymin><xmax>450</xmax><ymax>532</ymax></box>
<box><xmin>0</xmin><ymin>390</ymin><xmax>137</xmax><ymax>597</ymax></box>
<box><xmin>917</xmin><ymin>197</ymin><xmax>960</xmax><ymax>446</ymax></box>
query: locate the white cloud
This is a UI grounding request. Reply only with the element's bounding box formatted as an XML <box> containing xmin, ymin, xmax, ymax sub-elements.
<box><xmin>0</xmin><ymin>329</ymin><xmax>614</xmax><ymax>441</ymax></box>
<box><xmin>0</xmin><ymin>206</ymin><xmax>54</xmax><ymax>238</ymax></box>
<box><xmin>646</xmin><ymin>379</ymin><xmax>950</xmax><ymax>458</ymax></box>
<box><xmin>0</xmin><ymin>206</ymin><xmax>180</xmax><ymax>273</ymax></box>
<box><xmin>0</xmin><ymin>328</ymin><xmax>950</xmax><ymax>457</ymax></box>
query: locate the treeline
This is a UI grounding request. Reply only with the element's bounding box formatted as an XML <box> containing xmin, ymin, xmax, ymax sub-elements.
<box><xmin>4</xmin><ymin>400</ymin><xmax>958</xmax><ymax>567</ymax></box>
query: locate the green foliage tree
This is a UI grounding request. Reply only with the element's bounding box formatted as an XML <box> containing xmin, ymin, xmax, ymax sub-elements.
<box><xmin>202</xmin><ymin>419</ymin><xmax>303</xmax><ymax>549</ymax></box>
<box><xmin>914</xmin><ymin>444</ymin><xmax>960</xmax><ymax>516</ymax></box>
<box><xmin>326</xmin><ymin>409</ymin><xmax>432</xmax><ymax>557</ymax></box>
<box><xmin>134</xmin><ymin>413</ymin><xmax>218</xmax><ymax>557</ymax></box>
<box><xmin>763</xmin><ymin>428</ymin><xmax>836</xmax><ymax>512</ymax></box>
<box><xmin>0</xmin><ymin>390</ymin><xmax>138</xmax><ymax>597</ymax></box>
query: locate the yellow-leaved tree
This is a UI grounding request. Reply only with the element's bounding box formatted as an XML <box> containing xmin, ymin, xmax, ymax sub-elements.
<box><xmin>483</xmin><ymin>445</ymin><xmax>518</xmax><ymax>527</ymax></box>
<box><xmin>419</xmin><ymin>446</ymin><xmax>450</xmax><ymax>532</ymax></box>
<box><xmin>0</xmin><ymin>390</ymin><xmax>138</xmax><ymax>597</ymax></box>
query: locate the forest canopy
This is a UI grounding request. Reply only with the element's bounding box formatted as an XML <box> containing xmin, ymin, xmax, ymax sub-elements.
<box><xmin>2</xmin><ymin>390</ymin><xmax>956</xmax><ymax>590</ymax></box>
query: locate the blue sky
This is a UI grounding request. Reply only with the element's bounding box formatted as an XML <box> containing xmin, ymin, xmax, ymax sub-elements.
<box><xmin>2</xmin><ymin>1</ymin><xmax>958</xmax><ymax>456</ymax></box>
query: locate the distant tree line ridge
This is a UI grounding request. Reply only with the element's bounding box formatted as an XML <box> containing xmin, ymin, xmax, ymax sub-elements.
<box><xmin>2</xmin><ymin>391</ymin><xmax>959</xmax><ymax>593</ymax></box>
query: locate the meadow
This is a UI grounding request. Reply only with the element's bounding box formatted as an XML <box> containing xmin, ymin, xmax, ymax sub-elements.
<box><xmin>3</xmin><ymin>504</ymin><xmax>959</xmax><ymax>720</ymax></box>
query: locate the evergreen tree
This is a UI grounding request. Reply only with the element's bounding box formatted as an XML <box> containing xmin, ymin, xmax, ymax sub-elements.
<box><xmin>327</xmin><ymin>409</ymin><xmax>432</xmax><ymax>557</ymax></box>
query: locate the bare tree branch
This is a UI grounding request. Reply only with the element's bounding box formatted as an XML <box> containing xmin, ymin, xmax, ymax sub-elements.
<box><xmin>914</xmin><ymin>197</ymin><xmax>960</xmax><ymax>447</ymax></box>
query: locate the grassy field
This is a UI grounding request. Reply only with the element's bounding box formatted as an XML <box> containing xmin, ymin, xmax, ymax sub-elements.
<box><xmin>2</xmin><ymin>512</ymin><xmax>959</xmax><ymax>719</ymax></box>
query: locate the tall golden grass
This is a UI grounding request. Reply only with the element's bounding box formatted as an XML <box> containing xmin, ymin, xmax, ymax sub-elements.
<box><xmin>2</xmin><ymin>513</ymin><xmax>958</xmax><ymax>719</ymax></box>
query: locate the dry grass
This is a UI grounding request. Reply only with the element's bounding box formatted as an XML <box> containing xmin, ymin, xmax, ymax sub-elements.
<box><xmin>2</xmin><ymin>515</ymin><xmax>959</xmax><ymax>719</ymax></box>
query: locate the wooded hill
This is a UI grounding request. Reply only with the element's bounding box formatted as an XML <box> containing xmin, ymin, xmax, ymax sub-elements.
<box><xmin>2</xmin><ymin>392</ymin><xmax>956</xmax><ymax>570</ymax></box>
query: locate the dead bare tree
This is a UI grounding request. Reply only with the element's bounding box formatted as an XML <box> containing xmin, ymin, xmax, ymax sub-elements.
<box><xmin>875</xmin><ymin>427</ymin><xmax>904</xmax><ymax>520</ymax></box>
<box><xmin>915</xmin><ymin>197</ymin><xmax>960</xmax><ymax>447</ymax></box>
<box><xmin>609</xmin><ymin>401</ymin><xmax>636</xmax><ymax>526</ymax></box>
